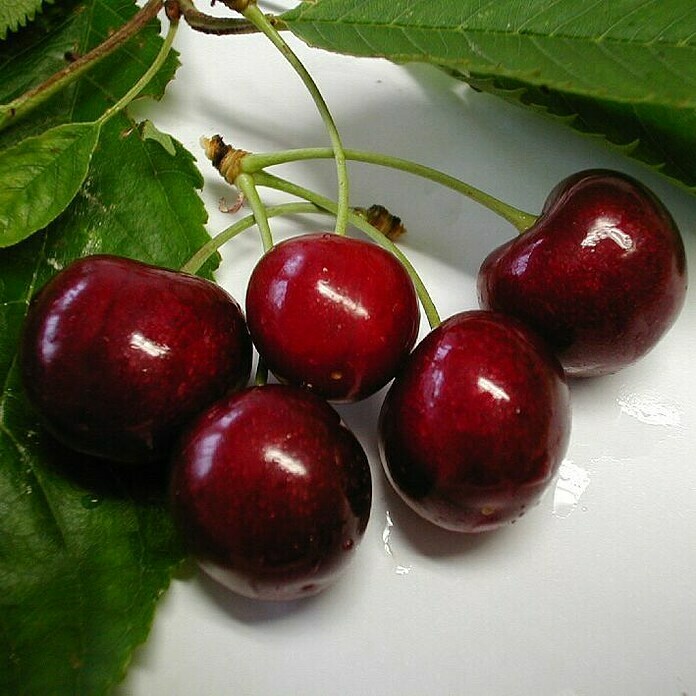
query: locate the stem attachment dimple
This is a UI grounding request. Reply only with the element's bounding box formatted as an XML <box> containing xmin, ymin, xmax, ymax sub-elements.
<box><xmin>254</xmin><ymin>171</ymin><xmax>441</xmax><ymax>329</ymax></box>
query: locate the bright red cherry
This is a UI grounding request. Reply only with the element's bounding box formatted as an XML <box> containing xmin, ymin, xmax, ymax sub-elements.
<box><xmin>478</xmin><ymin>170</ymin><xmax>687</xmax><ymax>377</ymax></box>
<box><xmin>20</xmin><ymin>255</ymin><xmax>252</xmax><ymax>463</ymax></box>
<box><xmin>170</xmin><ymin>384</ymin><xmax>372</xmax><ymax>600</ymax></box>
<box><xmin>245</xmin><ymin>233</ymin><xmax>420</xmax><ymax>401</ymax></box>
<box><xmin>379</xmin><ymin>310</ymin><xmax>571</xmax><ymax>533</ymax></box>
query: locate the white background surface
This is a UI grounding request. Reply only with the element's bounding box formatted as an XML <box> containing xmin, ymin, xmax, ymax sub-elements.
<box><xmin>120</xmin><ymin>3</ymin><xmax>696</xmax><ymax>694</ymax></box>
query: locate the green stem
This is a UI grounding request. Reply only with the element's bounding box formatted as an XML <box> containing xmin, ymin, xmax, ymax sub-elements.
<box><xmin>97</xmin><ymin>18</ymin><xmax>179</xmax><ymax>126</ymax></box>
<box><xmin>234</xmin><ymin>173</ymin><xmax>274</xmax><ymax>252</ymax></box>
<box><xmin>254</xmin><ymin>361</ymin><xmax>269</xmax><ymax>387</ymax></box>
<box><xmin>243</xmin><ymin>147</ymin><xmax>537</xmax><ymax>234</ymax></box>
<box><xmin>180</xmin><ymin>201</ymin><xmax>330</xmax><ymax>275</ymax></box>
<box><xmin>254</xmin><ymin>171</ymin><xmax>441</xmax><ymax>329</ymax></box>
<box><xmin>241</xmin><ymin>4</ymin><xmax>350</xmax><ymax>237</ymax></box>
<box><xmin>0</xmin><ymin>0</ymin><xmax>164</xmax><ymax>134</ymax></box>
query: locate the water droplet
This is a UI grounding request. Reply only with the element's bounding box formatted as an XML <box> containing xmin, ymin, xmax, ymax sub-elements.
<box><xmin>553</xmin><ymin>460</ymin><xmax>590</xmax><ymax>519</ymax></box>
<box><xmin>617</xmin><ymin>388</ymin><xmax>682</xmax><ymax>428</ymax></box>
<box><xmin>382</xmin><ymin>510</ymin><xmax>412</xmax><ymax>576</ymax></box>
<box><xmin>81</xmin><ymin>495</ymin><xmax>101</xmax><ymax>509</ymax></box>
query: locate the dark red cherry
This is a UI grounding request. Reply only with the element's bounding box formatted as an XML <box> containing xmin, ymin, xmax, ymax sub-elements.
<box><xmin>170</xmin><ymin>384</ymin><xmax>372</xmax><ymax>600</ymax></box>
<box><xmin>478</xmin><ymin>170</ymin><xmax>687</xmax><ymax>377</ymax></box>
<box><xmin>20</xmin><ymin>255</ymin><xmax>252</xmax><ymax>463</ymax></box>
<box><xmin>245</xmin><ymin>232</ymin><xmax>420</xmax><ymax>401</ymax></box>
<box><xmin>379</xmin><ymin>310</ymin><xmax>571</xmax><ymax>533</ymax></box>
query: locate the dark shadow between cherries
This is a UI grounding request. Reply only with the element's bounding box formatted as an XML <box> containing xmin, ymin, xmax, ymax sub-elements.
<box><xmin>42</xmin><ymin>429</ymin><xmax>172</xmax><ymax>505</ymax></box>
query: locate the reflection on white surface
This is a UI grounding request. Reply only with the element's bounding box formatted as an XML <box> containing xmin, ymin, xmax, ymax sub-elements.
<box><xmin>552</xmin><ymin>460</ymin><xmax>591</xmax><ymax>518</ymax></box>
<box><xmin>382</xmin><ymin>510</ymin><xmax>412</xmax><ymax>575</ymax></box>
<box><xmin>580</xmin><ymin>216</ymin><xmax>634</xmax><ymax>251</ymax></box>
<box><xmin>617</xmin><ymin>388</ymin><xmax>683</xmax><ymax>428</ymax></box>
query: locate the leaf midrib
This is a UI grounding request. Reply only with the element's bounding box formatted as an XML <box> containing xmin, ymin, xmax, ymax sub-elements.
<box><xmin>293</xmin><ymin>17</ymin><xmax>696</xmax><ymax>51</ymax></box>
<box><xmin>292</xmin><ymin>17</ymin><xmax>696</xmax><ymax>107</ymax></box>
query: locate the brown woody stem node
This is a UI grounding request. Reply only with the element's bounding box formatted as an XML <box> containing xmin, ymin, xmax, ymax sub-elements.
<box><xmin>200</xmin><ymin>135</ymin><xmax>250</xmax><ymax>185</ymax></box>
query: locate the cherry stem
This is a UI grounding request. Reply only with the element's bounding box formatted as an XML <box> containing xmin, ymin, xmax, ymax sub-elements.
<box><xmin>254</xmin><ymin>361</ymin><xmax>269</xmax><ymax>387</ymax></box>
<box><xmin>97</xmin><ymin>16</ymin><xmax>179</xmax><ymax>126</ymax></box>
<box><xmin>253</xmin><ymin>171</ymin><xmax>442</xmax><ymax>329</ymax></box>
<box><xmin>234</xmin><ymin>173</ymin><xmax>274</xmax><ymax>252</ymax></box>
<box><xmin>242</xmin><ymin>147</ymin><xmax>538</xmax><ymax>234</ymax></box>
<box><xmin>241</xmin><ymin>4</ymin><xmax>350</xmax><ymax>237</ymax></box>
<box><xmin>0</xmin><ymin>0</ymin><xmax>164</xmax><ymax>134</ymax></box>
<box><xmin>180</xmin><ymin>201</ymin><xmax>332</xmax><ymax>275</ymax></box>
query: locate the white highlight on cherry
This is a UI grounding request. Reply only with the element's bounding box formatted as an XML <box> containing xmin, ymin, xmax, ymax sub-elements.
<box><xmin>129</xmin><ymin>331</ymin><xmax>170</xmax><ymax>358</ymax></box>
<box><xmin>581</xmin><ymin>217</ymin><xmax>634</xmax><ymax>251</ymax></box>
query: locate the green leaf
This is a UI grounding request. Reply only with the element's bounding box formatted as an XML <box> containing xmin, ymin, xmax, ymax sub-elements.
<box><xmin>139</xmin><ymin>119</ymin><xmax>176</xmax><ymax>156</ymax></box>
<box><xmin>283</xmin><ymin>0</ymin><xmax>696</xmax><ymax>194</ymax></box>
<box><xmin>0</xmin><ymin>114</ymin><xmax>212</xmax><ymax>696</ymax></box>
<box><xmin>283</xmin><ymin>0</ymin><xmax>696</xmax><ymax>108</ymax></box>
<box><xmin>0</xmin><ymin>122</ymin><xmax>101</xmax><ymax>247</ymax></box>
<box><xmin>463</xmin><ymin>72</ymin><xmax>696</xmax><ymax>194</ymax></box>
<box><xmin>0</xmin><ymin>0</ymin><xmax>178</xmax><ymax>145</ymax></box>
<box><xmin>0</xmin><ymin>0</ymin><xmax>51</xmax><ymax>40</ymax></box>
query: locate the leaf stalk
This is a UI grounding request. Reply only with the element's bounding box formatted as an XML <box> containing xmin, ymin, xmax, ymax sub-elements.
<box><xmin>0</xmin><ymin>0</ymin><xmax>165</xmax><ymax>134</ymax></box>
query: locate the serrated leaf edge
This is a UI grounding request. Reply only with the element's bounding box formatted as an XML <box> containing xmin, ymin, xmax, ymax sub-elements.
<box><xmin>0</xmin><ymin>0</ymin><xmax>56</xmax><ymax>41</ymax></box>
<box><xmin>283</xmin><ymin>13</ymin><xmax>696</xmax><ymax>110</ymax></box>
<box><xmin>461</xmin><ymin>72</ymin><xmax>696</xmax><ymax>196</ymax></box>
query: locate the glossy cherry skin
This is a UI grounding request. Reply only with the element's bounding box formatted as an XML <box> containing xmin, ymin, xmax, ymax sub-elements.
<box><xmin>245</xmin><ymin>233</ymin><xmax>420</xmax><ymax>402</ymax></box>
<box><xmin>379</xmin><ymin>310</ymin><xmax>571</xmax><ymax>533</ymax></box>
<box><xmin>170</xmin><ymin>384</ymin><xmax>372</xmax><ymax>600</ymax></box>
<box><xmin>478</xmin><ymin>170</ymin><xmax>688</xmax><ymax>377</ymax></box>
<box><xmin>21</xmin><ymin>255</ymin><xmax>252</xmax><ymax>463</ymax></box>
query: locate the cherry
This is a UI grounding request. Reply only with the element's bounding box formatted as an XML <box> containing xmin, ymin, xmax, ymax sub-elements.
<box><xmin>169</xmin><ymin>384</ymin><xmax>372</xmax><ymax>601</ymax></box>
<box><xmin>378</xmin><ymin>310</ymin><xmax>571</xmax><ymax>533</ymax></box>
<box><xmin>20</xmin><ymin>255</ymin><xmax>252</xmax><ymax>463</ymax></box>
<box><xmin>245</xmin><ymin>232</ymin><xmax>420</xmax><ymax>402</ymax></box>
<box><xmin>478</xmin><ymin>170</ymin><xmax>688</xmax><ymax>377</ymax></box>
